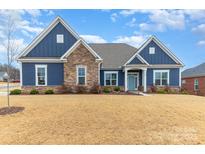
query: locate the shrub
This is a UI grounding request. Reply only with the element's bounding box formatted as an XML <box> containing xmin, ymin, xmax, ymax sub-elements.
<box><xmin>113</xmin><ymin>86</ymin><xmax>120</xmax><ymax>92</ymax></box>
<box><xmin>157</xmin><ymin>88</ymin><xmax>167</xmax><ymax>94</ymax></box>
<box><xmin>90</xmin><ymin>84</ymin><xmax>101</xmax><ymax>94</ymax></box>
<box><xmin>164</xmin><ymin>86</ymin><xmax>171</xmax><ymax>93</ymax></box>
<box><xmin>180</xmin><ymin>87</ymin><xmax>188</xmax><ymax>95</ymax></box>
<box><xmin>138</xmin><ymin>86</ymin><xmax>144</xmax><ymax>92</ymax></box>
<box><xmin>45</xmin><ymin>89</ymin><xmax>54</xmax><ymax>94</ymax></box>
<box><xmin>30</xmin><ymin>89</ymin><xmax>39</xmax><ymax>95</ymax></box>
<box><xmin>10</xmin><ymin>89</ymin><xmax>21</xmax><ymax>95</ymax></box>
<box><xmin>63</xmin><ymin>85</ymin><xmax>73</xmax><ymax>94</ymax></box>
<box><xmin>76</xmin><ymin>85</ymin><xmax>87</xmax><ymax>94</ymax></box>
<box><xmin>103</xmin><ymin>87</ymin><xmax>111</xmax><ymax>93</ymax></box>
<box><xmin>150</xmin><ymin>85</ymin><xmax>157</xmax><ymax>93</ymax></box>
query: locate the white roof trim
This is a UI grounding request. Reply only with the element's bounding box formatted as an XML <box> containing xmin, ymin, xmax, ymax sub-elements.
<box><xmin>17</xmin><ymin>58</ymin><xmax>66</xmax><ymax>63</ymax></box>
<box><xmin>16</xmin><ymin>16</ymin><xmax>80</xmax><ymax>59</ymax></box>
<box><xmin>124</xmin><ymin>35</ymin><xmax>184</xmax><ymax>66</ymax></box>
<box><xmin>136</xmin><ymin>54</ymin><xmax>149</xmax><ymax>65</ymax></box>
<box><xmin>150</xmin><ymin>36</ymin><xmax>184</xmax><ymax>66</ymax></box>
<box><xmin>124</xmin><ymin>52</ymin><xmax>149</xmax><ymax>66</ymax></box>
<box><xmin>149</xmin><ymin>64</ymin><xmax>183</xmax><ymax>68</ymax></box>
<box><xmin>60</xmin><ymin>38</ymin><xmax>103</xmax><ymax>60</ymax></box>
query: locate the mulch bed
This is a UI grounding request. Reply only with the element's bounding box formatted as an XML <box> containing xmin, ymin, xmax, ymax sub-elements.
<box><xmin>0</xmin><ymin>107</ymin><xmax>24</xmax><ymax>116</ymax></box>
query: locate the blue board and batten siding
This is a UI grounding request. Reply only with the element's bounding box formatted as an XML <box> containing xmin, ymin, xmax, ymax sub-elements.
<box><xmin>129</xmin><ymin>57</ymin><xmax>144</xmax><ymax>65</ymax></box>
<box><xmin>100</xmin><ymin>70</ymin><xmax>124</xmax><ymax>86</ymax></box>
<box><xmin>100</xmin><ymin>68</ymin><xmax>179</xmax><ymax>87</ymax></box>
<box><xmin>26</xmin><ymin>22</ymin><xmax>77</xmax><ymax>57</ymax></box>
<box><xmin>22</xmin><ymin>63</ymin><xmax>64</xmax><ymax>86</ymax></box>
<box><xmin>139</xmin><ymin>40</ymin><xmax>177</xmax><ymax>64</ymax></box>
<box><xmin>147</xmin><ymin>68</ymin><xmax>180</xmax><ymax>86</ymax></box>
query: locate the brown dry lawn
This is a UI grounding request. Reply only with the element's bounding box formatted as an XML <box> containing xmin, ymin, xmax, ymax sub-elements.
<box><xmin>1</xmin><ymin>94</ymin><xmax>205</xmax><ymax>144</ymax></box>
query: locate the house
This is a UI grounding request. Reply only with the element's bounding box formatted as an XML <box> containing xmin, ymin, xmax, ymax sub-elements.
<box><xmin>17</xmin><ymin>16</ymin><xmax>184</xmax><ymax>93</ymax></box>
<box><xmin>0</xmin><ymin>72</ymin><xmax>8</xmax><ymax>82</ymax></box>
<box><xmin>182</xmin><ymin>63</ymin><xmax>205</xmax><ymax>95</ymax></box>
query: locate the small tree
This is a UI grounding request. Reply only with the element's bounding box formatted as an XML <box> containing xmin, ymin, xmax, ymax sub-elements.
<box><xmin>1</xmin><ymin>14</ymin><xmax>19</xmax><ymax>107</ymax></box>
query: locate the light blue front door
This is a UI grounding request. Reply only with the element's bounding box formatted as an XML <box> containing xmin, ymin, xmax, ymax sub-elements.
<box><xmin>128</xmin><ymin>75</ymin><xmax>137</xmax><ymax>91</ymax></box>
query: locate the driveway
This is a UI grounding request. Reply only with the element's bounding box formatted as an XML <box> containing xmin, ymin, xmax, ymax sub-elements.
<box><xmin>0</xmin><ymin>83</ymin><xmax>20</xmax><ymax>94</ymax></box>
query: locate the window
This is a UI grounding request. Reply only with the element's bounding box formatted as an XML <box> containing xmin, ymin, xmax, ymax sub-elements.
<box><xmin>77</xmin><ymin>65</ymin><xmax>86</xmax><ymax>85</ymax></box>
<box><xmin>35</xmin><ymin>65</ymin><xmax>47</xmax><ymax>86</ymax></box>
<box><xmin>56</xmin><ymin>34</ymin><xmax>64</xmax><ymax>43</ymax></box>
<box><xmin>194</xmin><ymin>79</ymin><xmax>199</xmax><ymax>90</ymax></box>
<box><xmin>154</xmin><ymin>70</ymin><xmax>169</xmax><ymax>86</ymax></box>
<box><xmin>104</xmin><ymin>71</ymin><xmax>118</xmax><ymax>86</ymax></box>
<box><xmin>149</xmin><ymin>47</ymin><xmax>155</xmax><ymax>54</ymax></box>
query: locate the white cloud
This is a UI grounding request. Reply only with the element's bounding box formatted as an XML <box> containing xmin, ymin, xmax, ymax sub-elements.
<box><xmin>0</xmin><ymin>38</ymin><xmax>27</xmax><ymax>65</ymax></box>
<box><xmin>110</xmin><ymin>13</ymin><xmax>118</xmax><ymax>22</ymax></box>
<box><xmin>80</xmin><ymin>35</ymin><xmax>107</xmax><ymax>43</ymax></box>
<box><xmin>0</xmin><ymin>31</ymin><xmax>5</xmax><ymax>39</ymax></box>
<box><xmin>117</xmin><ymin>9</ymin><xmax>205</xmax><ymax>32</ymax></box>
<box><xmin>47</xmin><ymin>10</ymin><xmax>54</xmax><ymax>16</ymax></box>
<box><xmin>120</xmin><ymin>9</ymin><xmax>139</xmax><ymax>16</ymax></box>
<box><xmin>20</xmin><ymin>23</ymin><xmax>43</xmax><ymax>34</ymax></box>
<box><xmin>114</xmin><ymin>10</ymin><xmax>185</xmax><ymax>32</ymax></box>
<box><xmin>197</xmin><ymin>40</ymin><xmax>205</xmax><ymax>46</ymax></box>
<box><xmin>113</xmin><ymin>34</ymin><xmax>147</xmax><ymax>47</ymax></box>
<box><xmin>0</xmin><ymin>10</ymin><xmax>44</xmax><ymax>64</ymax></box>
<box><xmin>139</xmin><ymin>10</ymin><xmax>185</xmax><ymax>32</ymax></box>
<box><xmin>0</xmin><ymin>10</ymin><xmax>44</xmax><ymax>40</ymax></box>
<box><xmin>192</xmin><ymin>24</ymin><xmax>205</xmax><ymax>34</ymax></box>
<box><xmin>101</xmin><ymin>9</ymin><xmax>112</xmax><ymax>12</ymax></box>
<box><xmin>139</xmin><ymin>22</ymin><xmax>165</xmax><ymax>32</ymax></box>
<box><xmin>0</xmin><ymin>38</ymin><xmax>27</xmax><ymax>53</ymax></box>
<box><xmin>126</xmin><ymin>18</ymin><xmax>137</xmax><ymax>27</ymax></box>
<box><xmin>43</xmin><ymin>10</ymin><xmax>55</xmax><ymax>16</ymax></box>
<box><xmin>183</xmin><ymin>10</ymin><xmax>205</xmax><ymax>20</ymax></box>
<box><xmin>21</xmin><ymin>30</ymin><xmax>33</xmax><ymax>38</ymax></box>
<box><xmin>25</xmin><ymin>9</ymin><xmax>41</xmax><ymax>17</ymax></box>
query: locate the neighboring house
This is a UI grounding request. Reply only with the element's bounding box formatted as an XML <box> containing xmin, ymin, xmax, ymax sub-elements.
<box><xmin>17</xmin><ymin>16</ymin><xmax>184</xmax><ymax>93</ymax></box>
<box><xmin>182</xmin><ymin>63</ymin><xmax>205</xmax><ymax>95</ymax></box>
<box><xmin>0</xmin><ymin>72</ymin><xmax>8</xmax><ymax>81</ymax></box>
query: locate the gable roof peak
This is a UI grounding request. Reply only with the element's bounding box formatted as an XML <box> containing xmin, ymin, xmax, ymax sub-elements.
<box><xmin>60</xmin><ymin>38</ymin><xmax>102</xmax><ymax>60</ymax></box>
<box><xmin>17</xmin><ymin>16</ymin><xmax>80</xmax><ymax>60</ymax></box>
<box><xmin>124</xmin><ymin>35</ymin><xmax>184</xmax><ymax>66</ymax></box>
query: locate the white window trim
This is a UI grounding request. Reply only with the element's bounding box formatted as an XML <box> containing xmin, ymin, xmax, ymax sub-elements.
<box><xmin>104</xmin><ymin>71</ymin><xmax>118</xmax><ymax>86</ymax></box>
<box><xmin>76</xmin><ymin>65</ymin><xmax>87</xmax><ymax>85</ymax></box>
<box><xmin>149</xmin><ymin>47</ymin><xmax>155</xmax><ymax>54</ymax></box>
<box><xmin>35</xmin><ymin>64</ymin><xmax>47</xmax><ymax>86</ymax></box>
<box><xmin>56</xmin><ymin>34</ymin><xmax>64</xmax><ymax>43</ymax></box>
<box><xmin>153</xmin><ymin>70</ymin><xmax>170</xmax><ymax>86</ymax></box>
<box><xmin>194</xmin><ymin>79</ymin><xmax>199</xmax><ymax>91</ymax></box>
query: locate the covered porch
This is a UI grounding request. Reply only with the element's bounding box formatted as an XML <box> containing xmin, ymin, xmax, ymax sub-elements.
<box><xmin>124</xmin><ymin>66</ymin><xmax>147</xmax><ymax>92</ymax></box>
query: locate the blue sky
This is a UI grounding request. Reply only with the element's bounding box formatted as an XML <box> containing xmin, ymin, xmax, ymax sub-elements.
<box><xmin>1</xmin><ymin>9</ymin><xmax>205</xmax><ymax>69</ymax></box>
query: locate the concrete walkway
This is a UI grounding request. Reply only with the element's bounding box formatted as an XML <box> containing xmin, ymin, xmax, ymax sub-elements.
<box><xmin>128</xmin><ymin>90</ymin><xmax>151</xmax><ymax>96</ymax></box>
<box><xmin>0</xmin><ymin>92</ymin><xmax>8</xmax><ymax>96</ymax></box>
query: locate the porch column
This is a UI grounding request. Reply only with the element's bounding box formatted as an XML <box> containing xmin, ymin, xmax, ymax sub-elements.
<box><xmin>142</xmin><ymin>69</ymin><xmax>147</xmax><ymax>92</ymax></box>
<box><xmin>124</xmin><ymin>67</ymin><xmax>128</xmax><ymax>91</ymax></box>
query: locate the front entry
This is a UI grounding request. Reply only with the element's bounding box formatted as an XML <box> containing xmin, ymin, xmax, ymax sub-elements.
<box><xmin>128</xmin><ymin>74</ymin><xmax>139</xmax><ymax>91</ymax></box>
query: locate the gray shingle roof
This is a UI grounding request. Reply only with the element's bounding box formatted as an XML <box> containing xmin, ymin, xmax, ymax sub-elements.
<box><xmin>182</xmin><ymin>62</ymin><xmax>205</xmax><ymax>78</ymax></box>
<box><xmin>89</xmin><ymin>43</ymin><xmax>138</xmax><ymax>69</ymax></box>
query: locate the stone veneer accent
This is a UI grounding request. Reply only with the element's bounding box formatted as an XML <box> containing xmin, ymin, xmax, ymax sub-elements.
<box><xmin>64</xmin><ymin>44</ymin><xmax>100</xmax><ymax>92</ymax></box>
<box><xmin>22</xmin><ymin>86</ymin><xmax>65</xmax><ymax>94</ymax></box>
